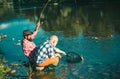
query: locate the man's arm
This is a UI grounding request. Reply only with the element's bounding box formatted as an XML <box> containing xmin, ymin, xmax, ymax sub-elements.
<box><xmin>33</xmin><ymin>21</ymin><xmax>41</xmax><ymax>35</ymax></box>
<box><xmin>55</xmin><ymin>48</ymin><xmax>66</xmax><ymax>55</ymax></box>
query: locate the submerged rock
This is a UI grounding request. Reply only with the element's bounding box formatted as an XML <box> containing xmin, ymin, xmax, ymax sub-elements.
<box><xmin>12</xmin><ymin>38</ymin><xmax>15</xmax><ymax>41</ymax></box>
<box><xmin>10</xmin><ymin>70</ymin><xmax>16</xmax><ymax>74</ymax></box>
<box><xmin>10</xmin><ymin>63</ymin><xmax>19</xmax><ymax>67</ymax></box>
<box><xmin>0</xmin><ymin>34</ymin><xmax>7</xmax><ymax>41</ymax></box>
<box><xmin>66</xmin><ymin>52</ymin><xmax>83</xmax><ymax>63</ymax></box>
<box><xmin>15</xmin><ymin>42</ymin><xmax>21</xmax><ymax>46</ymax></box>
<box><xmin>7</xmin><ymin>69</ymin><xmax>16</xmax><ymax>74</ymax></box>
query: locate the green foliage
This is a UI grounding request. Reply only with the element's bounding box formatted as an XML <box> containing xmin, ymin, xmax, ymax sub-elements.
<box><xmin>0</xmin><ymin>58</ymin><xmax>9</xmax><ymax>79</ymax></box>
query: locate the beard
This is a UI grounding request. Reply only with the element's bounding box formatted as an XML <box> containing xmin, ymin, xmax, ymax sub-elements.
<box><xmin>28</xmin><ymin>38</ymin><xmax>32</xmax><ymax>41</ymax></box>
<box><xmin>27</xmin><ymin>37</ymin><xmax>32</xmax><ymax>42</ymax></box>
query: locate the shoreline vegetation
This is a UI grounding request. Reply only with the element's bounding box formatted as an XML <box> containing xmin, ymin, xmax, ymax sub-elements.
<box><xmin>0</xmin><ymin>57</ymin><xmax>10</xmax><ymax>79</ymax></box>
<box><xmin>0</xmin><ymin>56</ymin><xmax>21</xmax><ymax>79</ymax></box>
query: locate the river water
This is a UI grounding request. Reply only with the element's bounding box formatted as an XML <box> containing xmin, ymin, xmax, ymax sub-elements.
<box><xmin>0</xmin><ymin>1</ymin><xmax>120</xmax><ymax>79</ymax></box>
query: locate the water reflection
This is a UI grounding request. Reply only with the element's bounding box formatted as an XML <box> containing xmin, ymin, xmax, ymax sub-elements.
<box><xmin>0</xmin><ymin>2</ymin><xmax>120</xmax><ymax>37</ymax></box>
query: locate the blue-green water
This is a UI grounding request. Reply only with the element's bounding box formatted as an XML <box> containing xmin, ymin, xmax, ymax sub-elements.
<box><xmin>0</xmin><ymin>17</ymin><xmax>120</xmax><ymax>79</ymax></box>
<box><xmin>0</xmin><ymin>1</ymin><xmax>120</xmax><ymax>79</ymax></box>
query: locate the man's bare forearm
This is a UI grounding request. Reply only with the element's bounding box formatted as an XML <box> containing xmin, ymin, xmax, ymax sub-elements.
<box><xmin>33</xmin><ymin>21</ymin><xmax>41</xmax><ymax>35</ymax></box>
<box><xmin>55</xmin><ymin>48</ymin><xmax>66</xmax><ymax>55</ymax></box>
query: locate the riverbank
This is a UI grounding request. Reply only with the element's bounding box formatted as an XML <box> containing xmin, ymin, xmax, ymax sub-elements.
<box><xmin>0</xmin><ymin>57</ymin><xmax>10</xmax><ymax>79</ymax></box>
<box><xmin>0</xmin><ymin>52</ymin><xmax>18</xmax><ymax>79</ymax></box>
<box><xmin>0</xmin><ymin>57</ymin><xmax>26</xmax><ymax>79</ymax></box>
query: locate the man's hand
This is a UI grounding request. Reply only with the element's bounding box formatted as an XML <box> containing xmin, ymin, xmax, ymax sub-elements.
<box><xmin>61</xmin><ymin>51</ymin><xmax>66</xmax><ymax>55</ymax></box>
<box><xmin>55</xmin><ymin>53</ymin><xmax>61</xmax><ymax>58</ymax></box>
<box><xmin>35</xmin><ymin>21</ymin><xmax>41</xmax><ymax>31</ymax></box>
<box><xmin>36</xmin><ymin>21</ymin><xmax>41</xmax><ymax>28</ymax></box>
<box><xmin>33</xmin><ymin>21</ymin><xmax>41</xmax><ymax>35</ymax></box>
<box><xmin>55</xmin><ymin>48</ymin><xmax>66</xmax><ymax>55</ymax></box>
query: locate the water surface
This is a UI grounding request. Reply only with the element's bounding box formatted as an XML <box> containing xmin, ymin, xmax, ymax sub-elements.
<box><xmin>0</xmin><ymin>1</ymin><xmax>120</xmax><ymax>79</ymax></box>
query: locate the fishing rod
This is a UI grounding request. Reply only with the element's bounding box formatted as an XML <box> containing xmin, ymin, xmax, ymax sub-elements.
<box><xmin>38</xmin><ymin>0</ymin><xmax>51</xmax><ymax>21</ymax></box>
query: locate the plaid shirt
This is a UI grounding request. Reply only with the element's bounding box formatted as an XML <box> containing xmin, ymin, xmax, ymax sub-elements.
<box><xmin>22</xmin><ymin>32</ymin><xmax>36</xmax><ymax>58</ymax></box>
<box><xmin>36</xmin><ymin>40</ymin><xmax>56</xmax><ymax>64</ymax></box>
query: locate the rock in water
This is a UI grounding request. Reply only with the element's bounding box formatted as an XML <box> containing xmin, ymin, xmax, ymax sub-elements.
<box><xmin>0</xmin><ymin>34</ymin><xmax>7</xmax><ymax>39</ymax></box>
<box><xmin>66</xmin><ymin>52</ymin><xmax>83</xmax><ymax>63</ymax></box>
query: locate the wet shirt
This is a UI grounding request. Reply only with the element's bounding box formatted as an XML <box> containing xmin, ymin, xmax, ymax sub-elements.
<box><xmin>36</xmin><ymin>40</ymin><xmax>56</xmax><ymax>64</ymax></box>
<box><xmin>22</xmin><ymin>33</ymin><xmax>36</xmax><ymax>57</ymax></box>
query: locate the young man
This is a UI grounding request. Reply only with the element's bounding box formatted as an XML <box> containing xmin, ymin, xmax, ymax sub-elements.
<box><xmin>35</xmin><ymin>35</ymin><xmax>66</xmax><ymax>70</ymax></box>
<box><xmin>22</xmin><ymin>21</ymin><xmax>41</xmax><ymax>64</ymax></box>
